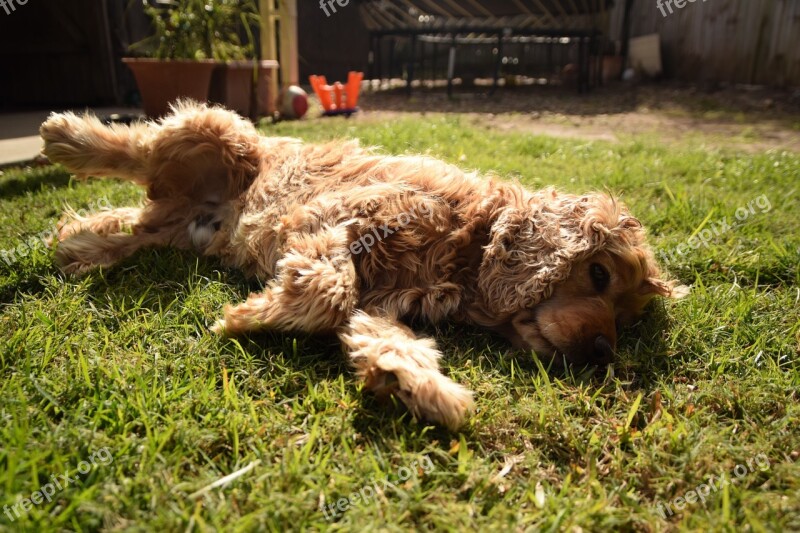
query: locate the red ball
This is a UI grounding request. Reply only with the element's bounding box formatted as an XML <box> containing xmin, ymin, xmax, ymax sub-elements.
<box><xmin>278</xmin><ymin>85</ymin><xmax>308</xmax><ymax>119</ymax></box>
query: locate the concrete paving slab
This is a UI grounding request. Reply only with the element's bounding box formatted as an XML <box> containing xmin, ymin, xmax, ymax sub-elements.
<box><xmin>0</xmin><ymin>107</ymin><xmax>141</xmax><ymax>167</ymax></box>
<box><xmin>0</xmin><ymin>135</ymin><xmax>42</xmax><ymax>166</ymax></box>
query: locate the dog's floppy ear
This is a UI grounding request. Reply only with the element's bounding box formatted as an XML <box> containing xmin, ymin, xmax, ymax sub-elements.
<box><xmin>478</xmin><ymin>207</ymin><xmax>532</xmax><ymax>314</ymax></box>
<box><xmin>482</xmin><ymin>207</ymin><xmax>528</xmax><ymax>261</ymax></box>
<box><xmin>478</xmin><ymin>205</ymin><xmax>578</xmax><ymax>315</ymax></box>
<box><xmin>478</xmin><ymin>190</ymin><xmax>669</xmax><ymax>316</ymax></box>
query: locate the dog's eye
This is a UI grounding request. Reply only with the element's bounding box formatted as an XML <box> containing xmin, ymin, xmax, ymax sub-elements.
<box><xmin>589</xmin><ymin>263</ymin><xmax>610</xmax><ymax>292</ymax></box>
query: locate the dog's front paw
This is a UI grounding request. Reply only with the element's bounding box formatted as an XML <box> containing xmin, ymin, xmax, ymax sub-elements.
<box><xmin>210</xmin><ymin>319</ymin><xmax>227</xmax><ymax>336</ymax></box>
<box><xmin>210</xmin><ymin>305</ymin><xmax>249</xmax><ymax>337</ymax></box>
<box><xmin>396</xmin><ymin>370</ymin><xmax>475</xmax><ymax>430</ymax></box>
<box><xmin>366</xmin><ymin>365</ymin><xmax>474</xmax><ymax>430</ymax></box>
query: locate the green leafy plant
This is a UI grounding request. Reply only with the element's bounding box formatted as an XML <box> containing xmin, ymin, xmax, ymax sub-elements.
<box><xmin>130</xmin><ymin>0</ymin><xmax>261</xmax><ymax>61</ymax></box>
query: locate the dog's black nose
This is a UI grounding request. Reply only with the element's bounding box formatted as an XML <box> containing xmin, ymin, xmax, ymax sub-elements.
<box><xmin>593</xmin><ymin>335</ymin><xmax>615</xmax><ymax>364</ymax></box>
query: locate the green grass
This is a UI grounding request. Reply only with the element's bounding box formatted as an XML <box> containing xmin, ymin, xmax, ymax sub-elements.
<box><xmin>1</xmin><ymin>114</ymin><xmax>798</xmax><ymax>531</ymax></box>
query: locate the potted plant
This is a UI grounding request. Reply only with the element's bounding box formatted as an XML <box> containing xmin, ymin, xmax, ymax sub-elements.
<box><xmin>124</xmin><ymin>0</ymin><xmax>264</xmax><ymax>118</ymax></box>
<box><xmin>204</xmin><ymin>0</ymin><xmax>264</xmax><ymax>116</ymax></box>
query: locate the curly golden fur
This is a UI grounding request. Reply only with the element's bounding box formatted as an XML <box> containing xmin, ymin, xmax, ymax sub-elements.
<box><xmin>40</xmin><ymin>101</ymin><xmax>680</xmax><ymax>430</ymax></box>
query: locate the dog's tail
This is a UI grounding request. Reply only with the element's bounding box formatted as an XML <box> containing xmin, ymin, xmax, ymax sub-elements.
<box><xmin>41</xmin><ymin>101</ymin><xmax>263</xmax><ymax>202</ymax></box>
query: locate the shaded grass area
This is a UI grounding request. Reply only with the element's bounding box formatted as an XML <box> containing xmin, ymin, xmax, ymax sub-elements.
<box><xmin>0</xmin><ymin>115</ymin><xmax>798</xmax><ymax>531</ymax></box>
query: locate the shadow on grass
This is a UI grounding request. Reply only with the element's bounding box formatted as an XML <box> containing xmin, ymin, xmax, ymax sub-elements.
<box><xmin>436</xmin><ymin>306</ymin><xmax>676</xmax><ymax>387</ymax></box>
<box><xmin>7</xmin><ymin>243</ymin><xmax>680</xmax><ymax>452</ymax></box>
<box><xmin>0</xmin><ymin>166</ymin><xmax>72</xmax><ymax>199</ymax></box>
<box><xmin>74</xmin><ymin>248</ymin><xmax>356</xmax><ymax>395</ymax></box>
<box><xmin>617</xmin><ymin>301</ymin><xmax>677</xmax><ymax>377</ymax></box>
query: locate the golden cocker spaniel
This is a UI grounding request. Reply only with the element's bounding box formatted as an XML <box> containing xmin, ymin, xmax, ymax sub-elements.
<box><xmin>40</xmin><ymin>102</ymin><xmax>681</xmax><ymax>429</ymax></box>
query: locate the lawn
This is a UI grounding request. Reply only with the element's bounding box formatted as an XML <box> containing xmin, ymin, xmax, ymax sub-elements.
<box><xmin>0</xmin><ymin>114</ymin><xmax>798</xmax><ymax>531</ymax></box>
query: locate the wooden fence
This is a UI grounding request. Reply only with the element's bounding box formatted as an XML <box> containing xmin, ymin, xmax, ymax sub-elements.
<box><xmin>608</xmin><ymin>0</ymin><xmax>800</xmax><ymax>87</ymax></box>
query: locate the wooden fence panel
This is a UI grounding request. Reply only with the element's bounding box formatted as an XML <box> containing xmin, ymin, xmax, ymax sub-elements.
<box><xmin>608</xmin><ymin>0</ymin><xmax>800</xmax><ymax>86</ymax></box>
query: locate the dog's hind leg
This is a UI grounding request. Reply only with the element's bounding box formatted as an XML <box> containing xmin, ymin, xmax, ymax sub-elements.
<box><xmin>212</xmin><ymin>225</ymin><xmax>358</xmax><ymax>335</ymax></box>
<box><xmin>339</xmin><ymin>312</ymin><xmax>474</xmax><ymax>430</ymax></box>
<box><xmin>41</xmin><ymin>102</ymin><xmax>263</xmax><ymax>200</ymax></box>
<box><xmin>40</xmin><ymin>112</ymin><xmax>153</xmax><ymax>183</ymax></box>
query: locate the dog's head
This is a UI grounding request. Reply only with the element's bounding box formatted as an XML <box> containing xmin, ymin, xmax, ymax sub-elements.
<box><xmin>477</xmin><ymin>189</ymin><xmax>684</xmax><ymax>366</ymax></box>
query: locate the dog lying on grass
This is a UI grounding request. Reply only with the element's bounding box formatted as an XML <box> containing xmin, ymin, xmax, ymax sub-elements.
<box><xmin>40</xmin><ymin>101</ymin><xmax>681</xmax><ymax>430</ymax></box>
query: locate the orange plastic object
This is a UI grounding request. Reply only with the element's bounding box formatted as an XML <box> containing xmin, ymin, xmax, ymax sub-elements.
<box><xmin>323</xmin><ymin>85</ymin><xmax>336</xmax><ymax>110</ymax></box>
<box><xmin>309</xmin><ymin>75</ymin><xmax>334</xmax><ymax>110</ymax></box>
<box><xmin>309</xmin><ymin>72</ymin><xmax>363</xmax><ymax>115</ymax></box>
<box><xmin>345</xmin><ymin>71</ymin><xmax>363</xmax><ymax>109</ymax></box>
<box><xmin>333</xmin><ymin>82</ymin><xmax>344</xmax><ymax>109</ymax></box>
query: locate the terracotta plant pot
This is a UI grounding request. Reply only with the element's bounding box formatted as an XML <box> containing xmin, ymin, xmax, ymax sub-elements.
<box><xmin>210</xmin><ymin>61</ymin><xmax>256</xmax><ymax>117</ymax></box>
<box><xmin>209</xmin><ymin>60</ymin><xmax>280</xmax><ymax>119</ymax></box>
<box><xmin>122</xmin><ymin>58</ymin><xmax>218</xmax><ymax>118</ymax></box>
